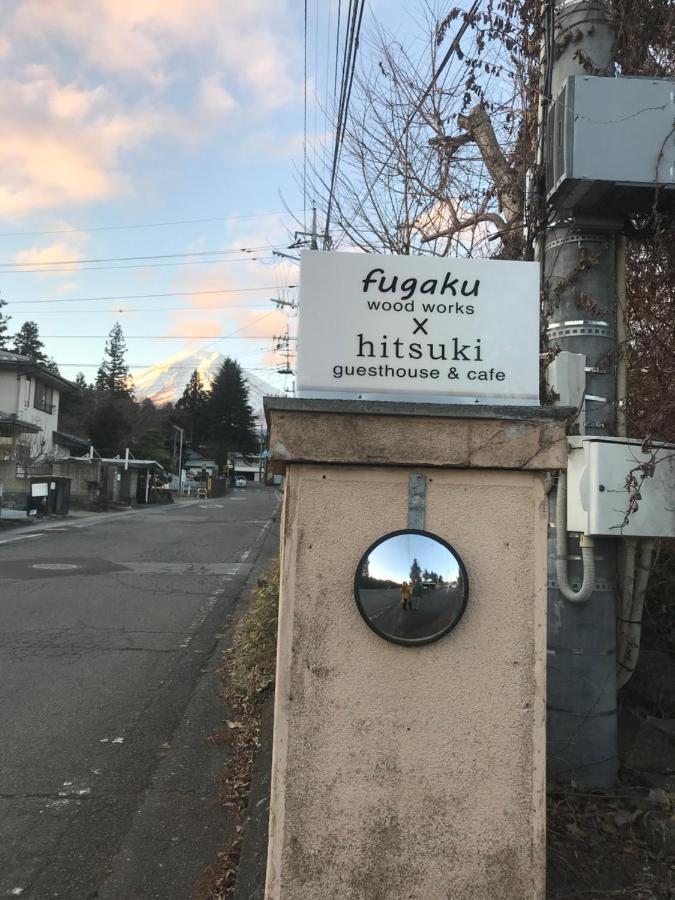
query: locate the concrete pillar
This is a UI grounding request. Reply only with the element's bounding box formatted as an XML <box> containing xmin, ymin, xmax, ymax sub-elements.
<box><xmin>264</xmin><ymin>399</ymin><xmax>568</xmax><ymax>900</ymax></box>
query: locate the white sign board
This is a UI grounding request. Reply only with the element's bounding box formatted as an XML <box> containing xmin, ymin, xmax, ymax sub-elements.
<box><xmin>296</xmin><ymin>251</ymin><xmax>540</xmax><ymax>405</ymax></box>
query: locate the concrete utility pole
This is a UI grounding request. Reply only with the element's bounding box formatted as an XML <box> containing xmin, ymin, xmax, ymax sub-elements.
<box><xmin>544</xmin><ymin>0</ymin><xmax>620</xmax><ymax>786</ymax></box>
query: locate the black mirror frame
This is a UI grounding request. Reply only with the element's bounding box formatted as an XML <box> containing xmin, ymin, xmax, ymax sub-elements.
<box><xmin>353</xmin><ymin>528</ymin><xmax>469</xmax><ymax>647</ymax></box>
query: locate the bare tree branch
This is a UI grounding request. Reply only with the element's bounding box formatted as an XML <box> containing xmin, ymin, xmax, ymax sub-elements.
<box><xmin>455</xmin><ymin>102</ymin><xmax>521</xmax><ymax>221</ymax></box>
<box><xmin>420</xmin><ymin>210</ymin><xmax>506</xmax><ymax>244</ymax></box>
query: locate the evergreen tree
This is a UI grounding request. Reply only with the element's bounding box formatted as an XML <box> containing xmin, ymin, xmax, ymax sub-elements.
<box><xmin>43</xmin><ymin>357</ymin><xmax>60</xmax><ymax>374</ymax></box>
<box><xmin>12</xmin><ymin>321</ymin><xmax>47</xmax><ymax>362</ymax></box>
<box><xmin>176</xmin><ymin>368</ymin><xmax>209</xmax><ymax>445</ymax></box>
<box><xmin>0</xmin><ymin>298</ymin><xmax>11</xmax><ymax>350</ymax></box>
<box><xmin>74</xmin><ymin>372</ymin><xmax>90</xmax><ymax>391</ymax></box>
<box><xmin>133</xmin><ymin>428</ymin><xmax>172</xmax><ymax>468</ymax></box>
<box><xmin>206</xmin><ymin>358</ymin><xmax>258</xmax><ymax>475</ymax></box>
<box><xmin>59</xmin><ymin>372</ymin><xmax>93</xmax><ymax>437</ymax></box>
<box><xmin>88</xmin><ymin>394</ymin><xmax>133</xmax><ymax>457</ymax></box>
<box><xmin>409</xmin><ymin>558</ymin><xmax>422</xmax><ymax>584</ymax></box>
<box><xmin>96</xmin><ymin>322</ymin><xmax>132</xmax><ymax>394</ymax></box>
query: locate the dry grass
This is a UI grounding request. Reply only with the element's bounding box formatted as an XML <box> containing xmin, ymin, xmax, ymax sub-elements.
<box><xmin>547</xmin><ymin>783</ymin><xmax>675</xmax><ymax>898</ymax></box>
<box><xmin>226</xmin><ymin>561</ymin><xmax>279</xmax><ymax>699</ymax></box>
<box><xmin>196</xmin><ymin>561</ymin><xmax>279</xmax><ymax>900</ymax></box>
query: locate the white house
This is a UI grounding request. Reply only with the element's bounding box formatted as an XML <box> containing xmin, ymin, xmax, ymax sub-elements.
<box><xmin>0</xmin><ymin>351</ymin><xmax>83</xmax><ymax>508</ymax></box>
<box><xmin>0</xmin><ymin>350</ymin><xmax>78</xmax><ymax>464</ymax></box>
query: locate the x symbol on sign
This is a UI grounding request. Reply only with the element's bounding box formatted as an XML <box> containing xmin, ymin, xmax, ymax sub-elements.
<box><xmin>412</xmin><ymin>318</ymin><xmax>429</xmax><ymax>335</ymax></box>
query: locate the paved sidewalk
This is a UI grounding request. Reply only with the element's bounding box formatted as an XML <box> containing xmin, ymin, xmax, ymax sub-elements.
<box><xmin>0</xmin><ymin>495</ymin><xmax>207</xmax><ymax>536</ymax></box>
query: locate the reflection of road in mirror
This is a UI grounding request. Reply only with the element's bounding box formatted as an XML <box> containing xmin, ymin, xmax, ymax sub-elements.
<box><xmin>355</xmin><ymin>530</ymin><xmax>468</xmax><ymax>645</ymax></box>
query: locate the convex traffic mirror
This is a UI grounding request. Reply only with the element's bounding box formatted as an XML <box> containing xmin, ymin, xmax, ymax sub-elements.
<box><xmin>354</xmin><ymin>530</ymin><xmax>469</xmax><ymax>646</ymax></box>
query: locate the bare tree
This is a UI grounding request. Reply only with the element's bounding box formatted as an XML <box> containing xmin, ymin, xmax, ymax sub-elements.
<box><xmin>15</xmin><ymin>431</ymin><xmax>47</xmax><ymax>478</ymax></box>
<box><xmin>311</xmin><ymin>2</ymin><xmax>539</xmax><ymax>259</ymax></box>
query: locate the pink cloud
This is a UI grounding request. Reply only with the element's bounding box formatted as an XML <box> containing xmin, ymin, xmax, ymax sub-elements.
<box><xmin>165</xmin><ymin>315</ymin><xmax>225</xmax><ymax>340</ymax></box>
<box><xmin>0</xmin><ymin>1</ymin><xmax>301</xmax><ymax>216</ymax></box>
<box><xmin>10</xmin><ymin>1</ymin><xmax>299</xmax><ymax>105</ymax></box>
<box><xmin>12</xmin><ymin>228</ymin><xmax>90</xmax><ymax>278</ymax></box>
<box><xmin>162</xmin><ymin>252</ymin><xmax>290</xmax><ymax>354</ymax></box>
<box><xmin>0</xmin><ymin>70</ymin><xmax>186</xmax><ymax>216</ymax></box>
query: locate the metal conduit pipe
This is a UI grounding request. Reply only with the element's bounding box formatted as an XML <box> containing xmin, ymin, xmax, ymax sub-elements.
<box><xmin>617</xmin><ymin>539</ymin><xmax>656</xmax><ymax>689</ymax></box>
<box><xmin>617</xmin><ymin>537</ymin><xmax>638</xmax><ymax>682</ymax></box>
<box><xmin>555</xmin><ymin>471</ymin><xmax>596</xmax><ymax>602</ymax></box>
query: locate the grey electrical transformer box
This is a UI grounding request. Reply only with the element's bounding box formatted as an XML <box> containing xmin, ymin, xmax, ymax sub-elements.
<box><xmin>547</xmin><ymin>75</ymin><xmax>675</xmax><ymax>213</ymax></box>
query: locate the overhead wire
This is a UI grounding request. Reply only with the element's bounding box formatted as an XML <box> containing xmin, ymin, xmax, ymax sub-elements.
<box><xmin>323</xmin><ymin>0</ymin><xmax>366</xmax><ymax>247</ymax></box>
<box><xmin>13</xmin><ymin>304</ymin><xmax>275</xmax><ymax>314</ymax></box>
<box><xmin>37</xmin><ymin>334</ymin><xmax>287</xmax><ymax>340</ymax></box>
<box><xmin>334</xmin><ymin>0</ymin><xmax>342</xmax><ymax>103</ymax></box>
<box><xmin>0</xmin><ymin>210</ymin><xmax>304</xmax><ymax>238</ymax></box>
<box><xmin>0</xmin><ymin>256</ymin><xmax>277</xmax><ymax>274</ymax></box>
<box><xmin>54</xmin><ymin>362</ymin><xmax>288</xmax><ymax>371</ymax></box>
<box><xmin>322</xmin><ymin>0</ymin><xmax>354</xmax><ymax>247</ymax></box>
<box><xmin>0</xmin><ymin>286</ymin><xmax>295</xmax><ymax>306</ymax></box>
<box><xmin>313</xmin><ymin>0</ymin><xmax>320</xmax><ymax>188</ymax></box>
<box><xmin>331</xmin><ymin>0</ymin><xmax>480</xmax><ymax>250</ymax></box>
<box><xmin>303</xmin><ymin>0</ymin><xmax>309</xmax><ymax>232</ymax></box>
<box><xmin>322</xmin><ymin>0</ymin><xmax>333</xmax><ymax>181</ymax></box>
<box><xmin>0</xmin><ymin>246</ymin><xmax>285</xmax><ymax>268</ymax></box>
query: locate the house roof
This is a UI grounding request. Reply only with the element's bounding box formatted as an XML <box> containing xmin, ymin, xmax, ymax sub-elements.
<box><xmin>53</xmin><ymin>430</ymin><xmax>90</xmax><ymax>451</ymax></box>
<box><xmin>0</xmin><ymin>411</ymin><xmax>42</xmax><ymax>434</ymax></box>
<box><xmin>184</xmin><ymin>448</ymin><xmax>209</xmax><ymax>462</ymax></box>
<box><xmin>0</xmin><ymin>351</ymin><xmax>78</xmax><ymax>393</ymax></box>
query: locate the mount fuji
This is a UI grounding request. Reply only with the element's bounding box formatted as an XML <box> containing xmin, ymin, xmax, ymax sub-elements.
<box><xmin>132</xmin><ymin>348</ymin><xmax>280</xmax><ymax>415</ymax></box>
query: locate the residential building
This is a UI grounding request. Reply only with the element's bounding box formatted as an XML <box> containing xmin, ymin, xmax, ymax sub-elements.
<box><xmin>0</xmin><ymin>351</ymin><xmax>88</xmax><ymax>510</ymax></box>
<box><xmin>0</xmin><ymin>350</ymin><xmax>78</xmax><ymax>467</ymax></box>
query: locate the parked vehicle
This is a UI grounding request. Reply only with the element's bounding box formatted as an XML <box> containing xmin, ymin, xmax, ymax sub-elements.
<box><xmin>235</xmin><ymin>477</ymin><xmax>247</xmax><ymax>487</ymax></box>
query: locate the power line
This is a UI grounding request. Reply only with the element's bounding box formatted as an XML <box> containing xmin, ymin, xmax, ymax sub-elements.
<box><xmin>54</xmin><ymin>362</ymin><xmax>288</xmax><ymax>371</ymax></box>
<box><xmin>304</xmin><ymin>0</ymin><xmax>309</xmax><ymax>232</ymax></box>
<box><xmin>1</xmin><ymin>285</ymin><xmax>295</xmax><ymax>306</ymax></box>
<box><xmin>313</xmin><ymin>0</ymin><xmax>320</xmax><ymax>185</ymax></box>
<box><xmin>325</xmin><ymin>0</ymin><xmax>356</xmax><ymax>244</ymax></box>
<box><xmin>323</xmin><ymin>0</ymin><xmax>333</xmax><ymax>183</ymax></box>
<box><xmin>0</xmin><ymin>210</ymin><xmax>304</xmax><ymax>239</ymax></box>
<box><xmin>0</xmin><ymin>246</ymin><xmax>284</xmax><ymax>268</ymax></box>
<box><xmin>39</xmin><ymin>334</ymin><xmax>286</xmax><ymax>340</ymax></box>
<box><xmin>7</xmin><ymin>304</ymin><xmax>272</xmax><ymax>314</ymax></box>
<box><xmin>323</xmin><ymin>0</ymin><xmax>366</xmax><ymax>247</ymax></box>
<box><xmin>327</xmin><ymin>0</ymin><xmax>480</xmax><ymax>249</ymax></box>
<box><xmin>0</xmin><ymin>255</ymin><xmax>277</xmax><ymax>274</ymax></box>
<box><xmin>334</xmin><ymin>0</ymin><xmax>342</xmax><ymax>104</ymax></box>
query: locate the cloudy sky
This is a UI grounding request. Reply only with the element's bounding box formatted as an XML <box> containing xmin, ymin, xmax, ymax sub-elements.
<box><xmin>0</xmin><ymin>0</ymin><xmax>406</xmax><ymax>393</ymax></box>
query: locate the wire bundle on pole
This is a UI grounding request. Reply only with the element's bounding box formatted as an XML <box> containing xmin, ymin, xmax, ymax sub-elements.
<box><xmin>323</xmin><ymin>0</ymin><xmax>366</xmax><ymax>248</ymax></box>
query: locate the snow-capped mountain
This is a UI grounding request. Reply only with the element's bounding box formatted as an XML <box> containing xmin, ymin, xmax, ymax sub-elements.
<box><xmin>133</xmin><ymin>348</ymin><xmax>279</xmax><ymax>414</ymax></box>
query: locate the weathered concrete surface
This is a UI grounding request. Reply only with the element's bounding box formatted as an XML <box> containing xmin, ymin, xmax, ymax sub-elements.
<box><xmin>265</xmin><ymin>399</ymin><xmax>567</xmax><ymax>473</ymax></box>
<box><xmin>266</xmin><ymin>464</ymin><xmax>547</xmax><ymax>899</ymax></box>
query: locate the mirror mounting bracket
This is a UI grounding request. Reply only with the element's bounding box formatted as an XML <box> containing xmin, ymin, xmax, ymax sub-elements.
<box><xmin>408</xmin><ymin>474</ymin><xmax>427</xmax><ymax>530</ymax></box>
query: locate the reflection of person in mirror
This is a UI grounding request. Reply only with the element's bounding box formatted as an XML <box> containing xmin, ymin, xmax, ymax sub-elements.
<box><xmin>400</xmin><ymin>581</ymin><xmax>411</xmax><ymax>610</ymax></box>
<box><xmin>412</xmin><ymin>579</ymin><xmax>422</xmax><ymax>610</ymax></box>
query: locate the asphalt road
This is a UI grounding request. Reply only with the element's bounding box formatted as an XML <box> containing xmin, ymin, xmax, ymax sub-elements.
<box><xmin>0</xmin><ymin>484</ymin><xmax>280</xmax><ymax>899</ymax></box>
<box><xmin>360</xmin><ymin>585</ymin><xmax>464</xmax><ymax>641</ymax></box>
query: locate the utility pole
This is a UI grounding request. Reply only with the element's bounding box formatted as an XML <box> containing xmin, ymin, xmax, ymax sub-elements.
<box><xmin>288</xmin><ymin>205</ymin><xmax>319</xmax><ymax>251</ymax></box>
<box><xmin>544</xmin><ymin>0</ymin><xmax>620</xmax><ymax>786</ymax></box>
<box><xmin>171</xmin><ymin>424</ymin><xmax>184</xmax><ymax>492</ymax></box>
